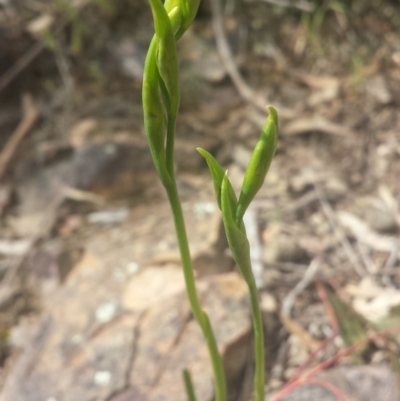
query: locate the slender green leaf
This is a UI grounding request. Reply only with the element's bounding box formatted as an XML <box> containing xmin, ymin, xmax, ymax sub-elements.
<box><xmin>221</xmin><ymin>174</ymin><xmax>252</xmax><ymax>284</ymax></box>
<box><xmin>202</xmin><ymin>312</ymin><xmax>227</xmax><ymax>401</ymax></box>
<box><xmin>183</xmin><ymin>369</ymin><xmax>197</xmax><ymax>401</ymax></box>
<box><xmin>324</xmin><ymin>284</ymin><xmax>369</xmax><ymax>361</ymax></box>
<box><xmin>197</xmin><ymin>148</ymin><xmax>237</xmax><ymax>213</ymax></box>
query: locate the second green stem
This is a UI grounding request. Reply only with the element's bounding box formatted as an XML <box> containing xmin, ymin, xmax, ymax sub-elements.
<box><xmin>249</xmin><ymin>278</ymin><xmax>265</xmax><ymax>401</ymax></box>
<box><xmin>165</xmin><ymin>181</ymin><xmax>227</xmax><ymax>401</ymax></box>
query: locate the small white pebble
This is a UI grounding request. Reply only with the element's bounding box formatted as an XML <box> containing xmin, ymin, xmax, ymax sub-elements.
<box><xmin>157</xmin><ymin>241</ymin><xmax>169</xmax><ymax>251</ymax></box>
<box><xmin>261</xmin><ymin>293</ymin><xmax>277</xmax><ymax>313</ymax></box>
<box><xmin>104</xmin><ymin>144</ymin><xmax>117</xmax><ymax>155</ymax></box>
<box><xmin>95</xmin><ymin>301</ymin><xmax>117</xmax><ymax>323</ymax></box>
<box><xmin>47</xmin><ymin>398</ymin><xmax>57</xmax><ymax>401</ymax></box>
<box><xmin>193</xmin><ymin>202</ymin><xmax>216</xmax><ymax>217</ymax></box>
<box><xmin>71</xmin><ymin>334</ymin><xmax>83</xmax><ymax>344</ymax></box>
<box><xmin>113</xmin><ymin>268</ymin><xmax>126</xmax><ymax>281</ymax></box>
<box><xmin>126</xmin><ymin>261</ymin><xmax>139</xmax><ymax>275</ymax></box>
<box><xmin>88</xmin><ymin>209</ymin><xmax>129</xmax><ymax>225</ymax></box>
<box><xmin>94</xmin><ymin>370</ymin><xmax>112</xmax><ymax>386</ymax></box>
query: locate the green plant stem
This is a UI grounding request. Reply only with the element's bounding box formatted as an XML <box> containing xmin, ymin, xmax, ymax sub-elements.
<box><xmin>248</xmin><ymin>278</ymin><xmax>265</xmax><ymax>401</ymax></box>
<box><xmin>165</xmin><ymin>115</ymin><xmax>176</xmax><ymax>177</ymax></box>
<box><xmin>183</xmin><ymin>369</ymin><xmax>198</xmax><ymax>401</ymax></box>
<box><xmin>165</xmin><ymin>181</ymin><xmax>227</xmax><ymax>401</ymax></box>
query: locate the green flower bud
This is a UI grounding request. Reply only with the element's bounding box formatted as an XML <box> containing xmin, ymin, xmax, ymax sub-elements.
<box><xmin>221</xmin><ymin>174</ymin><xmax>252</xmax><ymax>284</ymax></box>
<box><xmin>176</xmin><ymin>0</ymin><xmax>201</xmax><ymax>39</ymax></box>
<box><xmin>164</xmin><ymin>0</ymin><xmax>180</xmax><ymax>12</ymax></box>
<box><xmin>142</xmin><ymin>39</ymin><xmax>168</xmax><ymax>183</ymax></box>
<box><xmin>236</xmin><ymin>106</ymin><xmax>278</xmax><ymax>223</ymax></box>
<box><xmin>165</xmin><ymin>0</ymin><xmax>200</xmax><ymax>39</ymax></box>
<box><xmin>148</xmin><ymin>0</ymin><xmax>180</xmax><ymax>119</ymax></box>
<box><xmin>167</xmin><ymin>5</ymin><xmax>183</xmax><ymax>34</ymax></box>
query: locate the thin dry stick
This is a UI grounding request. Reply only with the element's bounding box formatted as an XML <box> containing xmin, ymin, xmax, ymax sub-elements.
<box><xmin>0</xmin><ymin>42</ymin><xmax>44</xmax><ymax>94</ymax></box>
<box><xmin>259</xmin><ymin>0</ymin><xmax>314</xmax><ymax>12</ymax></box>
<box><xmin>210</xmin><ymin>0</ymin><xmax>273</xmax><ymax>113</ymax></box>
<box><xmin>313</xmin><ymin>180</ymin><xmax>366</xmax><ymax>277</ymax></box>
<box><xmin>273</xmin><ymin>377</ymin><xmax>346</xmax><ymax>401</ymax></box>
<box><xmin>53</xmin><ymin>37</ymin><xmax>75</xmax><ymax>136</ymax></box>
<box><xmin>273</xmin><ymin>324</ymin><xmax>400</xmax><ymax>401</ymax></box>
<box><xmin>210</xmin><ymin>0</ymin><xmax>303</xmax><ymax>124</ymax></box>
<box><xmin>337</xmin><ymin>211</ymin><xmax>400</xmax><ymax>257</ymax></box>
<box><xmin>0</xmin><ymin>94</ymin><xmax>39</xmax><ymax>179</ymax></box>
<box><xmin>286</xmin><ymin>282</ymin><xmax>339</xmax><ymax>387</ymax></box>
<box><xmin>280</xmin><ymin>258</ymin><xmax>320</xmax><ymax>351</ymax></box>
<box><xmin>281</xmin><ymin>258</ymin><xmax>319</xmax><ymax>317</ymax></box>
<box><xmin>384</xmin><ymin>240</ymin><xmax>399</xmax><ymax>270</ymax></box>
<box><xmin>302</xmin><ymin>324</ymin><xmax>400</xmax><ymax>379</ymax></box>
<box><xmin>356</xmin><ymin>241</ymin><xmax>378</xmax><ymax>275</ymax></box>
<box><xmin>243</xmin><ymin>208</ymin><xmax>264</xmax><ymax>289</ymax></box>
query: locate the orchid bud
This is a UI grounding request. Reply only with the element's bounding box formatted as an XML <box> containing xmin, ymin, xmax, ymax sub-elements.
<box><xmin>236</xmin><ymin>106</ymin><xmax>278</xmax><ymax>223</ymax></box>
<box><xmin>142</xmin><ymin>40</ymin><xmax>168</xmax><ymax>183</ymax></box>
<box><xmin>148</xmin><ymin>0</ymin><xmax>180</xmax><ymax>119</ymax></box>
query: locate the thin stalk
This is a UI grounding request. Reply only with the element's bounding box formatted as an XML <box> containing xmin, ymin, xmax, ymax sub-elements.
<box><xmin>165</xmin><ymin>115</ymin><xmax>176</xmax><ymax>177</ymax></box>
<box><xmin>183</xmin><ymin>369</ymin><xmax>198</xmax><ymax>401</ymax></box>
<box><xmin>248</xmin><ymin>279</ymin><xmax>265</xmax><ymax>401</ymax></box>
<box><xmin>165</xmin><ymin>181</ymin><xmax>227</xmax><ymax>401</ymax></box>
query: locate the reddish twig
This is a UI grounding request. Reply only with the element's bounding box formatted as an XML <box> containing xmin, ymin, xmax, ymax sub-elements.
<box><xmin>316</xmin><ymin>282</ymin><xmax>339</xmax><ymax>334</ymax></box>
<box><xmin>272</xmin><ymin>377</ymin><xmax>346</xmax><ymax>401</ymax></box>
<box><xmin>285</xmin><ymin>282</ymin><xmax>338</xmax><ymax>386</ymax></box>
<box><xmin>272</xmin><ymin>325</ymin><xmax>400</xmax><ymax>401</ymax></box>
<box><xmin>0</xmin><ymin>93</ymin><xmax>39</xmax><ymax>179</ymax></box>
<box><xmin>0</xmin><ymin>42</ymin><xmax>44</xmax><ymax>94</ymax></box>
<box><xmin>272</xmin><ymin>277</ymin><xmax>400</xmax><ymax>401</ymax></box>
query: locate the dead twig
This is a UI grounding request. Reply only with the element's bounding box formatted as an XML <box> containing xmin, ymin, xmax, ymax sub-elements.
<box><xmin>383</xmin><ymin>240</ymin><xmax>399</xmax><ymax>270</ymax></box>
<box><xmin>248</xmin><ymin>108</ymin><xmax>353</xmax><ymax>136</ymax></box>
<box><xmin>274</xmin><ymin>310</ymin><xmax>400</xmax><ymax>401</ymax></box>
<box><xmin>0</xmin><ymin>42</ymin><xmax>44</xmax><ymax>94</ymax></box>
<box><xmin>284</xmin><ymin>282</ymin><xmax>339</xmax><ymax>388</ymax></box>
<box><xmin>0</xmin><ymin>94</ymin><xmax>39</xmax><ymax>179</ymax></box>
<box><xmin>63</xmin><ymin>186</ymin><xmax>105</xmax><ymax>205</ymax></box>
<box><xmin>283</xmin><ymin>115</ymin><xmax>355</xmax><ymax>137</ymax></box>
<box><xmin>210</xmin><ymin>0</ymin><xmax>293</xmax><ymax>120</ymax></box>
<box><xmin>313</xmin><ymin>181</ymin><xmax>366</xmax><ymax>277</ymax></box>
<box><xmin>53</xmin><ymin>36</ymin><xmax>75</xmax><ymax>136</ymax></box>
<box><xmin>272</xmin><ymin>377</ymin><xmax>346</xmax><ymax>401</ymax></box>
<box><xmin>337</xmin><ymin>211</ymin><xmax>400</xmax><ymax>258</ymax></box>
<box><xmin>298</xmin><ymin>324</ymin><xmax>400</xmax><ymax>381</ymax></box>
<box><xmin>259</xmin><ymin>0</ymin><xmax>314</xmax><ymax>12</ymax></box>
<box><xmin>356</xmin><ymin>242</ymin><xmax>378</xmax><ymax>275</ymax></box>
<box><xmin>243</xmin><ymin>208</ymin><xmax>264</xmax><ymax>289</ymax></box>
<box><xmin>280</xmin><ymin>258</ymin><xmax>321</xmax><ymax>351</ymax></box>
<box><xmin>281</xmin><ymin>258</ymin><xmax>319</xmax><ymax>317</ymax></box>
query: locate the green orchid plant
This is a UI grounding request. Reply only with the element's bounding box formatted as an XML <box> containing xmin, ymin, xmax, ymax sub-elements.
<box><xmin>142</xmin><ymin>1</ymin><xmax>278</xmax><ymax>400</ymax></box>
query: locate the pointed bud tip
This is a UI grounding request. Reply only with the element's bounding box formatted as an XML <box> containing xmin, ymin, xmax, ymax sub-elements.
<box><xmin>266</xmin><ymin>105</ymin><xmax>278</xmax><ymax>127</ymax></box>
